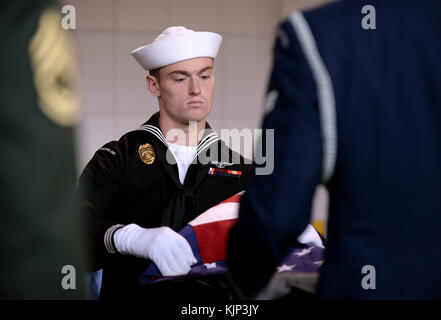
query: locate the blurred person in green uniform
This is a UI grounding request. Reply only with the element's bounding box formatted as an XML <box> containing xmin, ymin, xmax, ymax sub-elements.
<box><xmin>0</xmin><ymin>0</ymin><xmax>87</xmax><ymax>299</ymax></box>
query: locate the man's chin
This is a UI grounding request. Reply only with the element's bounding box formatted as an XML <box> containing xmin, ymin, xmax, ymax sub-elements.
<box><xmin>184</xmin><ymin>108</ymin><xmax>211</xmax><ymax>122</ymax></box>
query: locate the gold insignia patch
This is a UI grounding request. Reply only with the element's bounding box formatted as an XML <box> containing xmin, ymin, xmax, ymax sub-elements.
<box><xmin>139</xmin><ymin>143</ymin><xmax>155</xmax><ymax>165</ymax></box>
<box><xmin>28</xmin><ymin>8</ymin><xmax>81</xmax><ymax>127</ymax></box>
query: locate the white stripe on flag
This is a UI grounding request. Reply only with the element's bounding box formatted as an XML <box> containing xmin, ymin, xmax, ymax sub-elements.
<box><xmin>189</xmin><ymin>202</ymin><xmax>240</xmax><ymax>227</ymax></box>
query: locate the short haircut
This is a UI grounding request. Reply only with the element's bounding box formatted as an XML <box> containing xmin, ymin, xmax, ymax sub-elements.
<box><xmin>149</xmin><ymin>68</ymin><xmax>160</xmax><ymax>82</ymax></box>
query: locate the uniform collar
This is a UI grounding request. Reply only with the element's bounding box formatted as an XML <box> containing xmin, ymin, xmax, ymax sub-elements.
<box><xmin>137</xmin><ymin>112</ymin><xmax>220</xmax><ymax>159</ymax></box>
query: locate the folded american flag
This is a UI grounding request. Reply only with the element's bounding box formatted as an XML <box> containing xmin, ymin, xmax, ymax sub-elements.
<box><xmin>139</xmin><ymin>192</ymin><xmax>325</xmax><ymax>297</ymax></box>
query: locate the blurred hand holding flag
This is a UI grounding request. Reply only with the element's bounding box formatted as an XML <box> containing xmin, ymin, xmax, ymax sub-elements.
<box><xmin>139</xmin><ymin>191</ymin><xmax>325</xmax><ymax>298</ymax></box>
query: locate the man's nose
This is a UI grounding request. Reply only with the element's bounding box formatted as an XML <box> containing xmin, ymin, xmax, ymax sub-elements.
<box><xmin>189</xmin><ymin>77</ymin><xmax>201</xmax><ymax>95</ymax></box>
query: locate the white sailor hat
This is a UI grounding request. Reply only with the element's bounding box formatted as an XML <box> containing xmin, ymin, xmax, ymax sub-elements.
<box><xmin>131</xmin><ymin>26</ymin><xmax>222</xmax><ymax>71</ymax></box>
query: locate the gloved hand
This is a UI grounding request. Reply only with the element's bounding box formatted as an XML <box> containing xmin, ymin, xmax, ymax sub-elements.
<box><xmin>113</xmin><ymin>224</ymin><xmax>197</xmax><ymax>276</ymax></box>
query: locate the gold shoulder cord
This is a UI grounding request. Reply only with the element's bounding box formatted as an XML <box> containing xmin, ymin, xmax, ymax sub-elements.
<box><xmin>28</xmin><ymin>8</ymin><xmax>81</xmax><ymax>127</ymax></box>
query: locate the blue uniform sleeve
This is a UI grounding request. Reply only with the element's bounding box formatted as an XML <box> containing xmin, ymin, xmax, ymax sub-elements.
<box><xmin>227</xmin><ymin>20</ymin><xmax>323</xmax><ymax>298</ymax></box>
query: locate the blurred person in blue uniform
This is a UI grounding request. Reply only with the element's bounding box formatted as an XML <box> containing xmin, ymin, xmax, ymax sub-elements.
<box><xmin>228</xmin><ymin>0</ymin><xmax>441</xmax><ymax>299</ymax></box>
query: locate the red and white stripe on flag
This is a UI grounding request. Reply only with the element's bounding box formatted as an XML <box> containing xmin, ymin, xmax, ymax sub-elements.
<box><xmin>188</xmin><ymin>191</ymin><xmax>243</xmax><ymax>264</ymax></box>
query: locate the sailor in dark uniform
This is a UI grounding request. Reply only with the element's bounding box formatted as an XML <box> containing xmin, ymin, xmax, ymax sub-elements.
<box><xmin>79</xmin><ymin>26</ymin><xmax>249</xmax><ymax>300</ymax></box>
<box><xmin>1</xmin><ymin>0</ymin><xmax>86</xmax><ymax>299</ymax></box>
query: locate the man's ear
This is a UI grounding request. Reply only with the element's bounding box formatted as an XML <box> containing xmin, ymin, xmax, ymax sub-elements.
<box><xmin>146</xmin><ymin>75</ymin><xmax>160</xmax><ymax>97</ymax></box>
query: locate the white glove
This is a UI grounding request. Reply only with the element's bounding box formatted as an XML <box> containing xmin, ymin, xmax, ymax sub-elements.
<box><xmin>297</xmin><ymin>224</ymin><xmax>324</xmax><ymax>247</ymax></box>
<box><xmin>113</xmin><ymin>224</ymin><xmax>197</xmax><ymax>276</ymax></box>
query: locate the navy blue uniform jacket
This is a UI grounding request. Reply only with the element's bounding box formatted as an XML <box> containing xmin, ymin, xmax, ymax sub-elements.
<box><xmin>228</xmin><ymin>0</ymin><xmax>441</xmax><ymax>299</ymax></box>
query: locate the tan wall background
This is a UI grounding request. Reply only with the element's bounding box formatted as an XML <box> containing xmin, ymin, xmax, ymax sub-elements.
<box><xmin>70</xmin><ymin>0</ymin><xmax>332</xmax><ymax>234</ymax></box>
